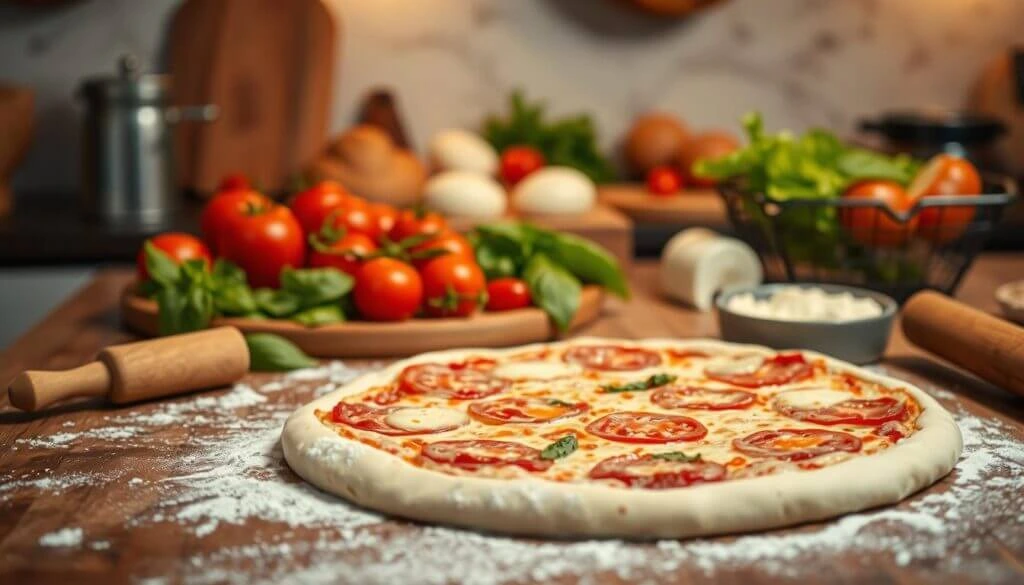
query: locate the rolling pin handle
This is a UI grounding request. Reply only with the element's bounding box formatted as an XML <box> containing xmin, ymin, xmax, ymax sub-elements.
<box><xmin>8</xmin><ymin>361</ymin><xmax>111</xmax><ymax>412</ymax></box>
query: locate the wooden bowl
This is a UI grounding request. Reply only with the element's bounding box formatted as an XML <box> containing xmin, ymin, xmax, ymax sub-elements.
<box><xmin>0</xmin><ymin>84</ymin><xmax>34</xmax><ymax>216</ymax></box>
<box><xmin>120</xmin><ymin>285</ymin><xmax>605</xmax><ymax>358</ymax></box>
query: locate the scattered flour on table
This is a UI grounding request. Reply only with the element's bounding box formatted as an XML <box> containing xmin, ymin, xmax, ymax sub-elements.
<box><xmin>3</xmin><ymin>361</ymin><xmax>1023</xmax><ymax>584</ymax></box>
<box><xmin>39</xmin><ymin>527</ymin><xmax>84</xmax><ymax>547</ymax></box>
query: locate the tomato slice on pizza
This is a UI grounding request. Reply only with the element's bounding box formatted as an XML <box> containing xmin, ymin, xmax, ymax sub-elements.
<box><xmin>589</xmin><ymin>453</ymin><xmax>726</xmax><ymax>489</ymax></box>
<box><xmin>332</xmin><ymin>403</ymin><xmax>469</xmax><ymax>436</ymax></box>
<box><xmin>705</xmin><ymin>353</ymin><xmax>814</xmax><ymax>388</ymax></box>
<box><xmin>563</xmin><ymin>345</ymin><xmax>662</xmax><ymax>371</ymax></box>
<box><xmin>393</xmin><ymin>363</ymin><xmax>509</xmax><ymax>401</ymax></box>
<box><xmin>420</xmin><ymin>440</ymin><xmax>552</xmax><ymax>472</ymax></box>
<box><xmin>732</xmin><ymin>428</ymin><xmax>862</xmax><ymax>461</ymax></box>
<box><xmin>585</xmin><ymin>412</ymin><xmax>707</xmax><ymax>444</ymax></box>
<box><xmin>774</xmin><ymin>395</ymin><xmax>907</xmax><ymax>426</ymax></box>
<box><xmin>468</xmin><ymin>397</ymin><xmax>588</xmax><ymax>425</ymax></box>
<box><xmin>650</xmin><ymin>385</ymin><xmax>756</xmax><ymax>410</ymax></box>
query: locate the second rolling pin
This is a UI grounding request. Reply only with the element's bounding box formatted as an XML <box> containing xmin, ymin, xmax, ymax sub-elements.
<box><xmin>902</xmin><ymin>290</ymin><xmax>1024</xmax><ymax>397</ymax></box>
<box><xmin>8</xmin><ymin>326</ymin><xmax>250</xmax><ymax>412</ymax></box>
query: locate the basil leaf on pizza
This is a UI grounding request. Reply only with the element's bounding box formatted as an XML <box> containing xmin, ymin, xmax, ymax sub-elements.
<box><xmin>602</xmin><ymin>373</ymin><xmax>677</xmax><ymax>393</ymax></box>
<box><xmin>540</xmin><ymin>435</ymin><xmax>578</xmax><ymax>460</ymax></box>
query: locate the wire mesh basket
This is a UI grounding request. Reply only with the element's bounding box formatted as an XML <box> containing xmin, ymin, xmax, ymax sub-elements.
<box><xmin>717</xmin><ymin>176</ymin><xmax>1018</xmax><ymax>301</ymax></box>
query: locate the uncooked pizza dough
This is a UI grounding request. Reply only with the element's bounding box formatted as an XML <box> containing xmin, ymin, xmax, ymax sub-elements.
<box><xmin>281</xmin><ymin>337</ymin><xmax>962</xmax><ymax>538</ymax></box>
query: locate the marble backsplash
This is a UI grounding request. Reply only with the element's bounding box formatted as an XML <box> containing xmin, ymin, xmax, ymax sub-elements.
<box><xmin>0</xmin><ymin>0</ymin><xmax>1021</xmax><ymax>193</ymax></box>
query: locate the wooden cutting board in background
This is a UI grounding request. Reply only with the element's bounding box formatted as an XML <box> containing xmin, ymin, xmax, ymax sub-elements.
<box><xmin>169</xmin><ymin>0</ymin><xmax>338</xmax><ymax>197</ymax></box>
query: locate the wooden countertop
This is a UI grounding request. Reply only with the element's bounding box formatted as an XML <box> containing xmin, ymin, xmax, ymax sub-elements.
<box><xmin>2</xmin><ymin>257</ymin><xmax>1023</xmax><ymax>584</ymax></box>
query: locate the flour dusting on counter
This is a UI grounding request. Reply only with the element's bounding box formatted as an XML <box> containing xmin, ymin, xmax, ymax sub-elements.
<box><xmin>2</xmin><ymin>361</ymin><xmax>1022</xmax><ymax>584</ymax></box>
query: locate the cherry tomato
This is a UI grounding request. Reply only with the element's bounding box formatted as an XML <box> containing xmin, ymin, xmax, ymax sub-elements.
<box><xmin>289</xmin><ymin>181</ymin><xmax>360</xmax><ymax>235</ymax></box>
<box><xmin>354</xmin><ymin>257</ymin><xmax>423</xmax><ymax>321</ymax></box>
<box><xmin>908</xmin><ymin>154</ymin><xmax>982</xmax><ymax>243</ymax></box>
<box><xmin>390</xmin><ymin>209</ymin><xmax>448</xmax><ymax>242</ymax></box>
<box><xmin>216</xmin><ymin>173</ymin><xmax>250</xmax><ymax>193</ymax></box>
<box><xmin>419</xmin><ymin>254</ymin><xmax>487</xmax><ymax>318</ymax></box>
<box><xmin>409</xmin><ymin>230</ymin><xmax>474</xmax><ymax>268</ymax></box>
<box><xmin>646</xmin><ymin>166</ymin><xmax>684</xmax><ymax>196</ymax></box>
<box><xmin>485</xmin><ymin>277</ymin><xmax>532</xmax><ymax>311</ymax></box>
<box><xmin>136</xmin><ymin>232</ymin><xmax>212</xmax><ymax>281</ymax></box>
<box><xmin>840</xmin><ymin>180</ymin><xmax>918</xmax><ymax>247</ymax></box>
<box><xmin>218</xmin><ymin>204</ymin><xmax>305</xmax><ymax>288</ymax></box>
<box><xmin>370</xmin><ymin>203</ymin><xmax>399</xmax><ymax>238</ymax></box>
<box><xmin>309</xmin><ymin>231</ymin><xmax>379</xmax><ymax>276</ymax></box>
<box><xmin>200</xmin><ymin>189</ymin><xmax>273</xmax><ymax>254</ymax></box>
<box><xmin>499</xmin><ymin>146</ymin><xmax>545</xmax><ymax>185</ymax></box>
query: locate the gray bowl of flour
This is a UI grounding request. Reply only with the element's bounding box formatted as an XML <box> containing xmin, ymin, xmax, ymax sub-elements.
<box><xmin>715</xmin><ymin>284</ymin><xmax>898</xmax><ymax>365</ymax></box>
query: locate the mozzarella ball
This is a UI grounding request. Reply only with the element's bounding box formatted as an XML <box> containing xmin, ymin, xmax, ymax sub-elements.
<box><xmin>513</xmin><ymin>166</ymin><xmax>596</xmax><ymax>215</ymax></box>
<box><xmin>428</xmin><ymin>129</ymin><xmax>499</xmax><ymax>175</ymax></box>
<box><xmin>423</xmin><ymin>171</ymin><xmax>507</xmax><ymax>218</ymax></box>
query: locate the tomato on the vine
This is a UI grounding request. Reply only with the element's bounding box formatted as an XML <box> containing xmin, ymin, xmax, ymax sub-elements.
<box><xmin>499</xmin><ymin>146</ymin><xmax>545</xmax><ymax>186</ymax></box>
<box><xmin>200</xmin><ymin>189</ymin><xmax>272</xmax><ymax>254</ymax></box>
<box><xmin>840</xmin><ymin>180</ymin><xmax>917</xmax><ymax>247</ymax></box>
<box><xmin>390</xmin><ymin>209</ymin><xmax>448</xmax><ymax>242</ymax></box>
<box><xmin>309</xmin><ymin>231</ymin><xmax>379</xmax><ymax>277</ymax></box>
<box><xmin>218</xmin><ymin>204</ymin><xmax>305</xmax><ymax>288</ymax></box>
<box><xmin>419</xmin><ymin>254</ymin><xmax>487</xmax><ymax>318</ymax></box>
<box><xmin>908</xmin><ymin>154</ymin><xmax>982</xmax><ymax>243</ymax></box>
<box><xmin>485</xmin><ymin>277</ymin><xmax>531</xmax><ymax>311</ymax></box>
<box><xmin>216</xmin><ymin>173</ymin><xmax>250</xmax><ymax>193</ymax></box>
<box><xmin>354</xmin><ymin>258</ymin><xmax>423</xmax><ymax>321</ymax></box>
<box><xmin>646</xmin><ymin>166</ymin><xmax>684</xmax><ymax>196</ymax></box>
<box><xmin>408</xmin><ymin>230</ymin><xmax>474</xmax><ymax>268</ymax></box>
<box><xmin>289</xmin><ymin>181</ymin><xmax>359</xmax><ymax>236</ymax></box>
<box><xmin>136</xmin><ymin>232</ymin><xmax>212</xmax><ymax>281</ymax></box>
<box><xmin>370</xmin><ymin>203</ymin><xmax>399</xmax><ymax>238</ymax></box>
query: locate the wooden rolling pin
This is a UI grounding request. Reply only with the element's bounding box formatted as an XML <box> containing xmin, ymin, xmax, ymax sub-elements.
<box><xmin>8</xmin><ymin>327</ymin><xmax>249</xmax><ymax>412</ymax></box>
<box><xmin>902</xmin><ymin>290</ymin><xmax>1024</xmax><ymax>397</ymax></box>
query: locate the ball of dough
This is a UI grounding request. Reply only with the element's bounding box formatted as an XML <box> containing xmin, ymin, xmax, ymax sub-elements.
<box><xmin>424</xmin><ymin>171</ymin><xmax>507</xmax><ymax>218</ymax></box>
<box><xmin>428</xmin><ymin>129</ymin><xmax>499</xmax><ymax>176</ymax></box>
<box><xmin>624</xmin><ymin>113</ymin><xmax>689</xmax><ymax>177</ymax></box>
<box><xmin>330</xmin><ymin>125</ymin><xmax>394</xmax><ymax>174</ymax></box>
<box><xmin>513</xmin><ymin>166</ymin><xmax>596</xmax><ymax>215</ymax></box>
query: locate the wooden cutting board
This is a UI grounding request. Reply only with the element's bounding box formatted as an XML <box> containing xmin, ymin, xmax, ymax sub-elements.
<box><xmin>598</xmin><ymin>183</ymin><xmax>726</xmax><ymax>225</ymax></box>
<box><xmin>169</xmin><ymin>0</ymin><xmax>337</xmax><ymax>196</ymax></box>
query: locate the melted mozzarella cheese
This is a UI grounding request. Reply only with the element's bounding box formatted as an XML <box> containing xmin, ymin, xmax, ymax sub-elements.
<box><xmin>385</xmin><ymin>407</ymin><xmax>469</xmax><ymax>433</ymax></box>
<box><xmin>492</xmin><ymin>361</ymin><xmax>581</xmax><ymax>380</ymax></box>
<box><xmin>704</xmin><ymin>355</ymin><xmax>762</xmax><ymax>376</ymax></box>
<box><xmin>775</xmin><ymin>388</ymin><xmax>852</xmax><ymax>409</ymax></box>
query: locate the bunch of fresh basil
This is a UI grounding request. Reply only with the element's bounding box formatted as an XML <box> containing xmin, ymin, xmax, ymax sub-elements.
<box><xmin>142</xmin><ymin>244</ymin><xmax>352</xmax><ymax>335</ymax></box>
<box><xmin>468</xmin><ymin>223</ymin><xmax>629</xmax><ymax>331</ymax></box>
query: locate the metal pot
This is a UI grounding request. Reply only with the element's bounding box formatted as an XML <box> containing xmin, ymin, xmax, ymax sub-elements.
<box><xmin>858</xmin><ymin>110</ymin><xmax>1007</xmax><ymax>172</ymax></box>
<box><xmin>78</xmin><ymin>55</ymin><xmax>217</xmax><ymax>227</ymax></box>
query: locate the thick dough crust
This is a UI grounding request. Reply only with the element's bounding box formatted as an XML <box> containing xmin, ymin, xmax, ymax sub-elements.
<box><xmin>281</xmin><ymin>338</ymin><xmax>962</xmax><ymax>539</ymax></box>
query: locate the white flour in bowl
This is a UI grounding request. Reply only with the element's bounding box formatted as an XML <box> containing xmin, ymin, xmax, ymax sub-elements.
<box><xmin>2</xmin><ymin>361</ymin><xmax>1022</xmax><ymax>584</ymax></box>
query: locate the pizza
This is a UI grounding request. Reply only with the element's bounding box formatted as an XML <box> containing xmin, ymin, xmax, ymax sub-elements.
<box><xmin>282</xmin><ymin>338</ymin><xmax>962</xmax><ymax>538</ymax></box>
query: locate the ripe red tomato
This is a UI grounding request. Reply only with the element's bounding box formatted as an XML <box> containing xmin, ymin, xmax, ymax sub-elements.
<box><xmin>499</xmin><ymin>146</ymin><xmax>545</xmax><ymax>185</ymax></box>
<box><xmin>646</xmin><ymin>166</ymin><xmax>684</xmax><ymax>196</ymax></box>
<box><xmin>354</xmin><ymin>258</ymin><xmax>423</xmax><ymax>321</ymax></box>
<box><xmin>218</xmin><ymin>205</ymin><xmax>306</xmax><ymax>288</ymax></box>
<box><xmin>419</xmin><ymin>254</ymin><xmax>487</xmax><ymax>318</ymax></box>
<box><xmin>329</xmin><ymin>203</ymin><xmax>379</xmax><ymax>240</ymax></box>
<box><xmin>370</xmin><ymin>203</ymin><xmax>399</xmax><ymax>238</ymax></box>
<box><xmin>908</xmin><ymin>154</ymin><xmax>982</xmax><ymax>243</ymax></box>
<box><xmin>216</xmin><ymin>173</ymin><xmax>250</xmax><ymax>193</ymax></box>
<box><xmin>408</xmin><ymin>230</ymin><xmax>474</xmax><ymax>268</ymax></box>
<box><xmin>485</xmin><ymin>277</ymin><xmax>531</xmax><ymax>311</ymax></box>
<box><xmin>840</xmin><ymin>180</ymin><xmax>918</xmax><ymax>247</ymax></box>
<box><xmin>309</xmin><ymin>231</ymin><xmax>379</xmax><ymax>276</ymax></box>
<box><xmin>289</xmin><ymin>181</ymin><xmax>359</xmax><ymax>235</ymax></box>
<box><xmin>390</xmin><ymin>209</ymin><xmax>448</xmax><ymax>242</ymax></box>
<box><xmin>200</xmin><ymin>189</ymin><xmax>272</xmax><ymax>254</ymax></box>
<box><xmin>136</xmin><ymin>232</ymin><xmax>212</xmax><ymax>281</ymax></box>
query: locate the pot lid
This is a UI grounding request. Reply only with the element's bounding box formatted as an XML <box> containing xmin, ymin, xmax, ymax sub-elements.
<box><xmin>859</xmin><ymin>110</ymin><xmax>1006</xmax><ymax>145</ymax></box>
<box><xmin>78</xmin><ymin>55</ymin><xmax>170</xmax><ymax>105</ymax></box>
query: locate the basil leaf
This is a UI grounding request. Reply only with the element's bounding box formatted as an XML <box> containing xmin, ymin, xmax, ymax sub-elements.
<box><xmin>215</xmin><ymin>283</ymin><xmax>257</xmax><ymax>315</ymax></box>
<box><xmin>650</xmin><ymin>452</ymin><xmax>702</xmax><ymax>463</ymax></box>
<box><xmin>291</xmin><ymin>304</ymin><xmax>345</xmax><ymax>327</ymax></box>
<box><xmin>602</xmin><ymin>373</ymin><xmax>677</xmax><ymax>393</ymax></box>
<box><xmin>547</xmin><ymin>398</ymin><xmax>574</xmax><ymax>407</ymax></box>
<box><xmin>523</xmin><ymin>253</ymin><xmax>581</xmax><ymax>332</ymax></box>
<box><xmin>540</xmin><ymin>435</ymin><xmax>578</xmax><ymax>460</ymax></box>
<box><xmin>280</xmin><ymin>267</ymin><xmax>353</xmax><ymax>309</ymax></box>
<box><xmin>211</xmin><ymin>259</ymin><xmax>248</xmax><ymax>286</ymax></box>
<box><xmin>137</xmin><ymin>279</ymin><xmax>162</xmax><ymax>298</ymax></box>
<box><xmin>254</xmin><ymin>288</ymin><xmax>302</xmax><ymax>317</ymax></box>
<box><xmin>143</xmin><ymin>241</ymin><xmax>180</xmax><ymax>286</ymax></box>
<box><xmin>155</xmin><ymin>283</ymin><xmax>213</xmax><ymax>335</ymax></box>
<box><xmin>471</xmin><ymin>224</ymin><xmax>532</xmax><ymax>280</ymax></box>
<box><xmin>547</xmin><ymin>232</ymin><xmax>629</xmax><ymax>299</ymax></box>
<box><xmin>245</xmin><ymin>333</ymin><xmax>318</xmax><ymax>371</ymax></box>
<box><xmin>155</xmin><ymin>287</ymin><xmax>187</xmax><ymax>335</ymax></box>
